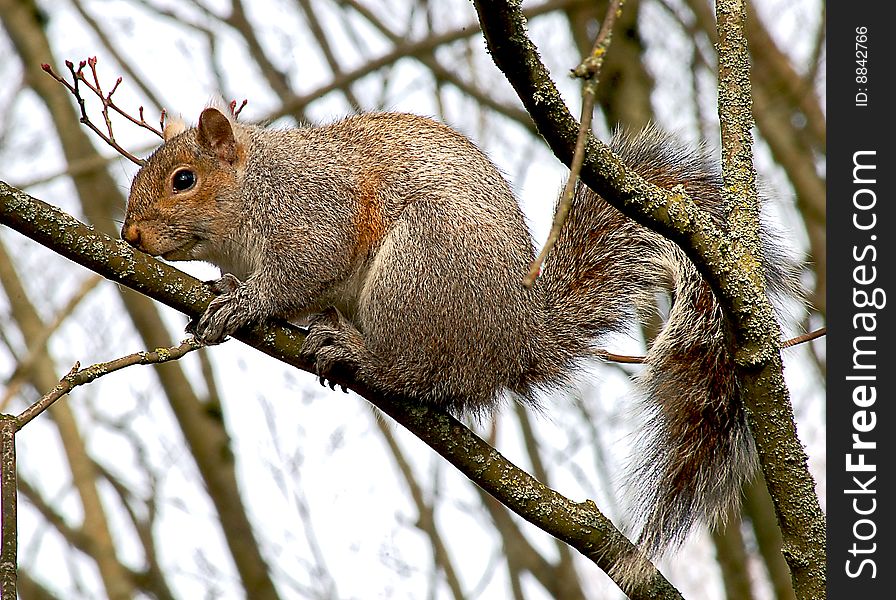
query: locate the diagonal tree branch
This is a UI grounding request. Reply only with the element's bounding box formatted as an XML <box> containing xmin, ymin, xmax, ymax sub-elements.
<box><xmin>0</xmin><ymin>180</ymin><xmax>683</xmax><ymax>599</ymax></box>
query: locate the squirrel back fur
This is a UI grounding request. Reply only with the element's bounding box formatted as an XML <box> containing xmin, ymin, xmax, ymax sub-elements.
<box><xmin>123</xmin><ymin>108</ymin><xmax>799</xmax><ymax>566</ymax></box>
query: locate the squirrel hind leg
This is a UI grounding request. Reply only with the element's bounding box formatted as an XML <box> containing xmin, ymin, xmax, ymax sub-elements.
<box><xmin>301</xmin><ymin>307</ymin><xmax>372</xmax><ymax>392</ymax></box>
<box><xmin>349</xmin><ymin>202</ymin><xmax>535</xmax><ymax>416</ymax></box>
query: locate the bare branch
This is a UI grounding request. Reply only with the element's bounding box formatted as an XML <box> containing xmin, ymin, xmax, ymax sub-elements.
<box><xmin>1</xmin><ymin>337</ymin><xmax>202</xmax><ymax>599</ymax></box>
<box><xmin>780</xmin><ymin>326</ymin><xmax>826</xmax><ymax>349</ymax></box>
<box><xmin>229</xmin><ymin>99</ymin><xmax>248</xmax><ymax>119</ymax></box>
<box><xmin>0</xmin><ymin>416</ymin><xmax>16</xmax><ymax>600</ymax></box>
<box><xmin>591</xmin><ymin>328</ymin><xmax>827</xmax><ymax>364</ymax></box>
<box><xmin>15</xmin><ymin>338</ymin><xmax>202</xmax><ymax>431</ymax></box>
<box><xmin>41</xmin><ymin>58</ymin><xmax>165</xmax><ymax>165</ymax></box>
<box><xmin>1</xmin><ymin>179</ymin><xmax>681</xmax><ymax>600</ymax></box>
<box><xmin>524</xmin><ymin>0</ymin><xmax>624</xmax><ymax>286</ymax></box>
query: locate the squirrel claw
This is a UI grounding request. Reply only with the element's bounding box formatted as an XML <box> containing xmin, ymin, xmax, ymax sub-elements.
<box><xmin>302</xmin><ymin>307</ymin><xmax>366</xmax><ymax>393</ymax></box>
<box><xmin>314</xmin><ymin>365</ymin><xmax>348</xmax><ymax>393</ymax></box>
<box><xmin>185</xmin><ymin>315</ymin><xmax>228</xmax><ymax>344</ymax></box>
<box><xmin>189</xmin><ymin>290</ymin><xmax>250</xmax><ymax>344</ymax></box>
<box><xmin>185</xmin><ymin>317</ymin><xmax>199</xmax><ymax>336</ymax></box>
<box><xmin>187</xmin><ymin>273</ymin><xmax>245</xmax><ymax>344</ymax></box>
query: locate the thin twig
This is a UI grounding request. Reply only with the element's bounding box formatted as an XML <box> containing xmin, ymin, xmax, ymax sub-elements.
<box><xmin>780</xmin><ymin>326</ymin><xmax>826</xmax><ymax>349</ymax></box>
<box><xmin>593</xmin><ymin>327</ymin><xmax>827</xmax><ymax>364</ymax></box>
<box><xmin>14</xmin><ymin>338</ymin><xmax>202</xmax><ymax>431</ymax></box>
<box><xmin>591</xmin><ymin>349</ymin><xmax>646</xmax><ymax>364</ymax></box>
<box><xmin>41</xmin><ymin>58</ymin><xmax>165</xmax><ymax>165</ymax></box>
<box><xmin>79</xmin><ymin>58</ymin><xmax>165</xmax><ymax>137</ymax></box>
<box><xmin>523</xmin><ymin>0</ymin><xmax>625</xmax><ymax>286</ymax></box>
<box><xmin>229</xmin><ymin>99</ymin><xmax>248</xmax><ymax>119</ymax></box>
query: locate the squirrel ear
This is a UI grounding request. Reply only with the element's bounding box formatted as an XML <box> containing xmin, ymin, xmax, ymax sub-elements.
<box><xmin>197</xmin><ymin>107</ymin><xmax>238</xmax><ymax>163</ymax></box>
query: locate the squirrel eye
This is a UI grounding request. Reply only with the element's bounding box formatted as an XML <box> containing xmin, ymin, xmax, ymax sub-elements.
<box><xmin>171</xmin><ymin>169</ymin><xmax>196</xmax><ymax>192</ymax></box>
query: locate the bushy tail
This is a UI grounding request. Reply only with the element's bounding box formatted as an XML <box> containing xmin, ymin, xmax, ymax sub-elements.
<box><xmin>529</xmin><ymin>127</ymin><xmax>800</xmax><ymax>559</ymax></box>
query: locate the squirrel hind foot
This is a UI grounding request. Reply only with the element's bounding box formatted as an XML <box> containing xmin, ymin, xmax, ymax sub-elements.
<box><xmin>301</xmin><ymin>307</ymin><xmax>368</xmax><ymax>392</ymax></box>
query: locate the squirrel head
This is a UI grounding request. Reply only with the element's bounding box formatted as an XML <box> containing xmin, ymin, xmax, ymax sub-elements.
<box><xmin>121</xmin><ymin>107</ymin><xmax>246</xmax><ymax>263</ymax></box>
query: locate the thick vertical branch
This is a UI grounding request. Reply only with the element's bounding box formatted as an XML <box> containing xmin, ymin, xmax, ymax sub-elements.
<box><xmin>681</xmin><ymin>0</ymin><xmax>827</xmax><ymax>317</ymax></box>
<box><xmin>714</xmin><ymin>2</ymin><xmax>825</xmax><ymax>597</ymax></box>
<box><xmin>716</xmin><ymin>0</ymin><xmax>760</xmax><ymax>253</ymax></box>
<box><xmin>471</xmin><ymin>1</ymin><xmax>825</xmax><ymax>596</ymax></box>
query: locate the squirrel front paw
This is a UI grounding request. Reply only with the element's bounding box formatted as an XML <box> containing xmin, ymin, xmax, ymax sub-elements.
<box><xmin>300</xmin><ymin>307</ymin><xmax>367</xmax><ymax>392</ymax></box>
<box><xmin>188</xmin><ymin>275</ymin><xmax>252</xmax><ymax>344</ymax></box>
<box><xmin>189</xmin><ymin>293</ymin><xmax>243</xmax><ymax>344</ymax></box>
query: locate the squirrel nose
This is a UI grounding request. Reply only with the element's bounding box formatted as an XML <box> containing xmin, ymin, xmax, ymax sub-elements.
<box><xmin>121</xmin><ymin>222</ymin><xmax>141</xmax><ymax>247</ymax></box>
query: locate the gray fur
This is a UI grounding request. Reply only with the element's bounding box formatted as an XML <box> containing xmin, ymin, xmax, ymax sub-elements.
<box><xmin>123</xmin><ymin>112</ymin><xmax>800</xmax><ymax>563</ymax></box>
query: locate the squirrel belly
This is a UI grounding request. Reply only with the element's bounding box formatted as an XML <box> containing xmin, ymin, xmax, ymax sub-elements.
<box><xmin>122</xmin><ymin>109</ymin><xmax>800</xmax><ymax>560</ymax></box>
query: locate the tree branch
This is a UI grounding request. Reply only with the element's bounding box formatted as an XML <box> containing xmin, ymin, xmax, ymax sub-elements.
<box><xmin>0</xmin><ymin>416</ymin><xmax>16</xmax><ymax>600</ymax></box>
<box><xmin>470</xmin><ymin>0</ymin><xmax>824</xmax><ymax>596</ymax></box>
<box><xmin>13</xmin><ymin>339</ymin><xmax>202</xmax><ymax>431</ymax></box>
<box><xmin>1</xmin><ymin>180</ymin><xmax>683</xmax><ymax>599</ymax></box>
<box><xmin>524</xmin><ymin>0</ymin><xmax>624</xmax><ymax>286</ymax></box>
<box><xmin>716</xmin><ymin>0</ymin><xmax>761</xmax><ymax>253</ymax></box>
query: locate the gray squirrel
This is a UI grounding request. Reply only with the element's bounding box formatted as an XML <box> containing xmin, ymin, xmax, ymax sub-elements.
<box><xmin>121</xmin><ymin>107</ymin><xmax>799</xmax><ymax>561</ymax></box>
